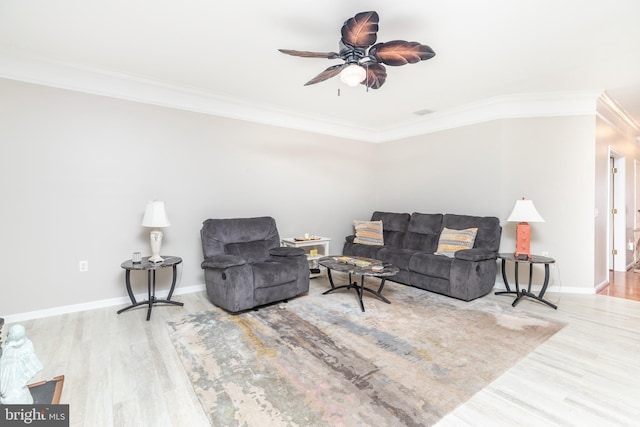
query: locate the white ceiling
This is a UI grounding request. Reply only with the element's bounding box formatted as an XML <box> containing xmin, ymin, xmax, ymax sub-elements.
<box><xmin>1</xmin><ymin>0</ymin><xmax>640</xmax><ymax>142</ymax></box>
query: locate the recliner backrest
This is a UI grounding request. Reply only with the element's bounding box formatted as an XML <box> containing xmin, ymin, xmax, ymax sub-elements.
<box><xmin>201</xmin><ymin>216</ymin><xmax>280</xmax><ymax>262</ymax></box>
<box><xmin>371</xmin><ymin>211</ymin><xmax>410</xmax><ymax>247</ymax></box>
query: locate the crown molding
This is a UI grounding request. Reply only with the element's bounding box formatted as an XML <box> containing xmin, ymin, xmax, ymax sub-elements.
<box><xmin>0</xmin><ymin>48</ymin><xmax>601</xmax><ymax>143</ymax></box>
<box><xmin>0</xmin><ymin>48</ymin><xmax>377</xmax><ymax>141</ymax></box>
<box><xmin>374</xmin><ymin>91</ymin><xmax>602</xmax><ymax>143</ymax></box>
<box><xmin>598</xmin><ymin>91</ymin><xmax>640</xmax><ymax>136</ymax></box>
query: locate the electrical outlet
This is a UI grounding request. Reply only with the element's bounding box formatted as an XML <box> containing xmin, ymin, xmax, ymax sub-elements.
<box><xmin>79</xmin><ymin>260</ymin><xmax>89</xmax><ymax>272</ymax></box>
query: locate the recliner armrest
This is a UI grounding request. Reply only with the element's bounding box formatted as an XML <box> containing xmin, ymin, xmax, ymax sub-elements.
<box><xmin>269</xmin><ymin>247</ymin><xmax>305</xmax><ymax>257</ymax></box>
<box><xmin>454</xmin><ymin>248</ymin><xmax>496</xmax><ymax>262</ymax></box>
<box><xmin>201</xmin><ymin>255</ymin><xmax>246</xmax><ymax>269</ymax></box>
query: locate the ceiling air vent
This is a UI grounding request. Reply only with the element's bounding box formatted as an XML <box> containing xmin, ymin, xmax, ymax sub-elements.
<box><xmin>413</xmin><ymin>109</ymin><xmax>434</xmax><ymax>116</ymax></box>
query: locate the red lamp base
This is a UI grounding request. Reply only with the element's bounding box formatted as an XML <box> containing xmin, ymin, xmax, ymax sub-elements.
<box><xmin>514</xmin><ymin>222</ymin><xmax>531</xmax><ymax>260</ymax></box>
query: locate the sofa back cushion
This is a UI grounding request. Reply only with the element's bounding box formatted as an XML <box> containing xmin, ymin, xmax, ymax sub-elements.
<box><xmin>442</xmin><ymin>214</ymin><xmax>501</xmax><ymax>251</ymax></box>
<box><xmin>371</xmin><ymin>211</ymin><xmax>411</xmax><ymax>248</ymax></box>
<box><xmin>403</xmin><ymin>213</ymin><xmax>444</xmax><ymax>252</ymax></box>
<box><xmin>201</xmin><ymin>216</ymin><xmax>280</xmax><ymax>260</ymax></box>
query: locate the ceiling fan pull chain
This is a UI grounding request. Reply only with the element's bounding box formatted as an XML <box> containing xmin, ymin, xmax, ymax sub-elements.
<box><xmin>365</xmin><ymin>63</ymin><xmax>370</xmax><ymax>92</ymax></box>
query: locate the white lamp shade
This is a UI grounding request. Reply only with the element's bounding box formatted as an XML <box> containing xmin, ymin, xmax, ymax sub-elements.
<box><xmin>340</xmin><ymin>64</ymin><xmax>367</xmax><ymax>87</ymax></box>
<box><xmin>507</xmin><ymin>199</ymin><xmax>545</xmax><ymax>223</ymax></box>
<box><xmin>141</xmin><ymin>201</ymin><xmax>170</xmax><ymax>227</ymax></box>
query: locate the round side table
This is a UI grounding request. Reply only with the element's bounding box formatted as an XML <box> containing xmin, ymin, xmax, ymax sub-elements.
<box><xmin>495</xmin><ymin>253</ymin><xmax>557</xmax><ymax>309</ymax></box>
<box><xmin>117</xmin><ymin>255</ymin><xmax>184</xmax><ymax>320</ymax></box>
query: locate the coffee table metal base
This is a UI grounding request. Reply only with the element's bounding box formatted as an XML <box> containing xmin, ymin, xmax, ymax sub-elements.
<box><xmin>323</xmin><ymin>269</ymin><xmax>390</xmax><ymax>312</ymax></box>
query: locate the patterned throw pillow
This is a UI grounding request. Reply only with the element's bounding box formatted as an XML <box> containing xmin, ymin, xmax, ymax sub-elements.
<box><xmin>353</xmin><ymin>220</ymin><xmax>384</xmax><ymax>246</ymax></box>
<box><xmin>434</xmin><ymin>227</ymin><xmax>478</xmax><ymax>257</ymax></box>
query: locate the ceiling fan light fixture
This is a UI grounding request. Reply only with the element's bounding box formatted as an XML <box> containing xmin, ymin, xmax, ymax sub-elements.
<box><xmin>280</xmin><ymin>11</ymin><xmax>435</xmax><ymax>89</ymax></box>
<box><xmin>340</xmin><ymin>64</ymin><xmax>366</xmax><ymax>87</ymax></box>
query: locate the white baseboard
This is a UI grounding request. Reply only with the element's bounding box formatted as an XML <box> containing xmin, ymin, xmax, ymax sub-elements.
<box><xmin>2</xmin><ymin>284</ymin><xmax>206</xmax><ymax>324</ymax></box>
<box><xmin>595</xmin><ymin>279</ymin><xmax>609</xmax><ymax>293</ymax></box>
<box><xmin>4</xmin><ymin>280</ymin><xmax>598</xmax><ymax>324</ymax></box>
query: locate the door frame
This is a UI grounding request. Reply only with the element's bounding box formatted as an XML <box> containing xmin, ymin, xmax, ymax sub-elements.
<box><xmin>608</xmin><ymin>147</ymin><xmax>626</xmax><ymax>272</ymax></box>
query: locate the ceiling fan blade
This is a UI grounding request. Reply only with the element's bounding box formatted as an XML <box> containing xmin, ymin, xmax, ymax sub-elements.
<box><xmin>279</xmin><ymin>49</ymin><xmax>341</xmax><ymax>59</ymax></box>
<box><xmin>341</xmin><ymin>11</ymin><xmax>379</xmax><ymax>48</ymax></box>
<box><xmin>304</xmin><ymin>64</ymin><xmax>345</xmax><ymax>86</ymax></box>
<box><xmin>361</xmin><ymin>63</ymin><xmax>387</xmax><ymax>89</ymax></box>
<box><xmin>369</xmin><ymin>41</ymin><xmax>436</xmax><ymax>66</ymax></box>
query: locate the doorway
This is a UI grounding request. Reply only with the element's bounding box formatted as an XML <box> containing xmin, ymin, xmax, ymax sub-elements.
<box><xmin>634</xmin><ymin>159</ymin><xmax>640</xmax><ymax>265</ymax></box>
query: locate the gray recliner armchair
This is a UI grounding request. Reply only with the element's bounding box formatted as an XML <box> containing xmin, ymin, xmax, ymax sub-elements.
<box><xmin>200</xmin><ymin>216</ymin><xmax>310</xmax><ymax>313</ymax></box>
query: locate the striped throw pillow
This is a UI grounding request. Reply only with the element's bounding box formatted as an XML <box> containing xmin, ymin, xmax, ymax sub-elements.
<box><xmin>434</xmin><ymin>227</ymin><xmax>478</xmax><ymax>257</ymax></box>
<box><xmin>353</xmin><ymin>220</ymin><xmax>384</xmax><ymax>246</ymax></box>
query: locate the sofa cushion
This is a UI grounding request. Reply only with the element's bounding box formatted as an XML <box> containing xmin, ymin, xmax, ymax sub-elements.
<box><xmin>434</xmin><ymin>227</ymin><xmax>478</xmax><ymax>258</ymax></box>
<box><xmin>409</xmin><ymin>252</ymin><xmax>452</xmax><ymax>280</ymax></box>
<box><xmin>353</xmin><ymin>220</ymin><xmax>384</xmax><ymax>246</ymax></box>
<box><xmin>348</xmin><ymin>243</ymin><xmax>384</xmax><ymax>259</ymax></box>
<box><xmin>377</xmin><ymin>247</ymin><xmax>418</xmax><ymax>271</ymax></box>
<box><xmin>371</xmin><ymin>211</ymin><xmax>410</xmax><ymax>248</ymax></box>
<box><xmin>403</xmin><ymin>213</ymin><xmax>443</xmax><ymax>252</ymax></box>
<box><xmin>443</xmin><ymin>214</ymin><xmax>501</xmax><ymax>251</ymax></box>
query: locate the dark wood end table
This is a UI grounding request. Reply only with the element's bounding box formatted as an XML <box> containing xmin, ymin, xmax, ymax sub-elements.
<box><xmin>118</xmin><ymin>255</ymin><xmax>184</xmax><ymax>320</ymax></box>
<box><xmin>495</xmin><ymin>253</ymin><xmax>557</xmax><ymax>309</ymax></box>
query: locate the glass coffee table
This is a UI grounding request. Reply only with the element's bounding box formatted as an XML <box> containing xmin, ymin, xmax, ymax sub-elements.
<box><xmin>319</xmin><ymin>256</ymin><xmax>399</xmax><ymax>312</ymax></box>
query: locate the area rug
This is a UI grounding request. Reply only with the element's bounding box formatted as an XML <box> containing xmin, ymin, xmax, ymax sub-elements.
<box><xmin>167</xmin><ymin>279</ymin><xmax>564</xmax><ymax>426</ymax></box>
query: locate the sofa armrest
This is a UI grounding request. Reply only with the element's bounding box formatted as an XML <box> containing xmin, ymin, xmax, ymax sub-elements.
<box><xmin>345</xmin><ymin>235</ymin><xmax>355</xmax><ymax>244</ymax></box>
<box><xmin>269</xmin><ymin>247</ymin><xmax>305</xmax><ymax>257</ymax></box>
<box><xmin>201</xmin><ymin>254</ymin><xmax>246</xmax><ymax>270</ymax></box>
<box><xmin>454</xmin><ymin>248</ymin><xmax>496</xmax><ymax>262</ymax></box>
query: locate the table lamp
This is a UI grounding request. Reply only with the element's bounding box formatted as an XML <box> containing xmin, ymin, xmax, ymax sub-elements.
<box><xmin>141</xmin><ymin>200</ymin><xmax>170</xmax><ymax>263</ymax></box>
<box><xmin>507</xmin><ymin>197</ymin><xmax>545</xmax><ymax>260</ymax></box>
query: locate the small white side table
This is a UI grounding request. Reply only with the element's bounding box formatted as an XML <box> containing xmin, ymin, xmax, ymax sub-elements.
<box><xmin>281</xmin><ymin>237</ymin><xmax>331</xmax><ymax>278</ymax></box>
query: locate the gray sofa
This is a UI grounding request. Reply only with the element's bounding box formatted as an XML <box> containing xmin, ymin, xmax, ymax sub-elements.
<box><xmin>201</xmin><ymin>216</ymin><xmax>310</xmax><ymax>312</ymax></box>
<box><xmin>343</xmin><ymin>211</ymin><xmax>502</xmax><ymax>301</ymax></box>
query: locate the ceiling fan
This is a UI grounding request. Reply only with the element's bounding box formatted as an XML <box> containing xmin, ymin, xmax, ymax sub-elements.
<box><xmin>279</xmin><ymin>11</ymin><xmax>435</xmax><ymax>89</ymax></box>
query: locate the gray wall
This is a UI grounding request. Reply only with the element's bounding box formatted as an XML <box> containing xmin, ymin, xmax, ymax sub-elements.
<box><xmin>376</xmin><ymin>116</ymin><xmax>596</xmax><ymax>291</ymax></box>
<box><xmin>0</xmin><ymin>78</ymin><xmax>377</xmax><ymax>316</ymax></box>
<box><xmin>374</xmin><ymin>121</ymin><xmax>502</xmax><ymax>216</ymax></box>
<box><xmin>0</xmin><ymin>77</ymin><xmax>603</xmax><ymax>318</ymax></box>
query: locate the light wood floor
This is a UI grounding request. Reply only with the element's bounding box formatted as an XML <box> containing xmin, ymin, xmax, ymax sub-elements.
<box><xmin>13</xmin><ymin>277</ymin><xmax>640</xmax><ymax>426</ymax></box>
